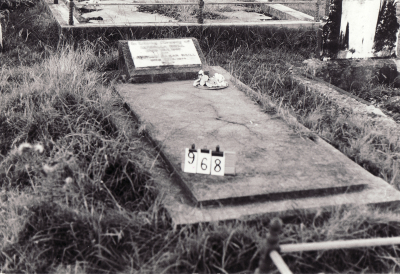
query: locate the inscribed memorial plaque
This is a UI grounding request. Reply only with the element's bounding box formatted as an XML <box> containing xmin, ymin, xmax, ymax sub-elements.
<box><xmin>128</xmin><ymin>39</ymin><xmax>202</xmax><ymax>68</ymax></box>
<box><xmin>118</xmin><ymin>38</ymin><xmax>209</xmax><ymax>83</ymax></box>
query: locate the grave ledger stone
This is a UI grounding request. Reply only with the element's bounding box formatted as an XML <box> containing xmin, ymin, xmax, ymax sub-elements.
<box><xmin>118</xmin><ymin>38</ymin><xmax>209</xmax><ymax>83</ymax></box>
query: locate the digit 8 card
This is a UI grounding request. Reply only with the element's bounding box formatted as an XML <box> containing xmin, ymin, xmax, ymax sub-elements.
<box><xmin>211</xmin><ymin>145</ymin><xmax>225</xmax><ymax>176</ymax></box>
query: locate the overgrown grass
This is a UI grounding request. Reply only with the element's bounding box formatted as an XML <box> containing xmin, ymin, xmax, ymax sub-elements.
<box><xmin>137</xmin><ymin>3</ymin><xmax>229</xmax><ymax>22</ymax></box>
<box><xmin>3</xmin><ymin>0</ymin><xmax>400</xmax><ymax>273</ymax></box>
<box><xmin>224</xmin><ymin>47</ymin><xmax>400</xmax><ymax>189</ymax></box>
<box><xmin>134</xmin><ymin>0</ymin><xmax>325</xmax><ymax>22</ymax></box>
<box><xmin>0</xmin><ymin>0</ymin><xmax>59</xmax><ymax>66</ymax></box>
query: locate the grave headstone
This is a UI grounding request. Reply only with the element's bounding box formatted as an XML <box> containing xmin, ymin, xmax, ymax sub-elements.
<box><xmin>321</xmin><ymin>0</ymin><xmax>399</xmax><ymax>59</ymax></box>
<box><xmin>118</xmin><ymin>38</ymin><xmax>209</xmax><ymax>83</ymax></box>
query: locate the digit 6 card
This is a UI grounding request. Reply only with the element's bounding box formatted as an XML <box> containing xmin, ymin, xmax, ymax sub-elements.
<box><xmin>197</xmin><ymin>148</ymin><xmax>211</xmax><ymax>174</ymax></box>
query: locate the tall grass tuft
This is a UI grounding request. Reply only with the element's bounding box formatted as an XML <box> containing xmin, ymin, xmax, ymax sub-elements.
<box><xmin>0</xmin><ymin>45</ymin><xmax>158</xmax><ymax>272</ymax></box>
<box><xmin>0</xmin><ymin>0</ymin><xmax>59</xmax><ymax>66</ymax></box>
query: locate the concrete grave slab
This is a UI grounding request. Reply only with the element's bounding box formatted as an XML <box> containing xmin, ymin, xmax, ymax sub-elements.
<box><xmin>118</xmin><ymin>38</ymin><xmax>209</xmax><ymax>83</ymax></box>
<box><xmin>118</xmin><ymin>66</ymin><xmax>400</xmax><ymax>224</ymax></box>
<box><xmin>119</xmin><ymin>68</ymin><xmax>369</xmax><ymax>205</ymax></box>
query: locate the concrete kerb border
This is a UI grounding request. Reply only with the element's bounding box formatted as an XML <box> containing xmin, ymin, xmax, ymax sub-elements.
<box><xmin>289</xmin><ymin>65</ymin><xmax>400</xmax><ymax>133</ymax></box>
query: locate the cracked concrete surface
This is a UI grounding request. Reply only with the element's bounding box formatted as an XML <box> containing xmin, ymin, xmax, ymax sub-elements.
<box><xmin>117</xmin><ymin>66</ymin><xmax>400</xmax><ymax>224</ymax></box>
<box><xmin>118</xmin><ymin>66</ymin><xmax>386</xmax><ymax>205</ymax></box>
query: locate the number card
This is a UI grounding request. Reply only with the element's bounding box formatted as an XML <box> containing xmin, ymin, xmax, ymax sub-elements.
<box><xmin>211</xmin><ymin>145</ymin><xmax>225</xmax><ymax>176</ymax></box>
<box><xmin>197</xmin><ymin>148</ymin><xmax>212</xmax><ymax>174</ymax></box>
<box><xmin>182</xmin><ymin>144</ymin><xmax>198</xmax><ymax>173</ymax></box>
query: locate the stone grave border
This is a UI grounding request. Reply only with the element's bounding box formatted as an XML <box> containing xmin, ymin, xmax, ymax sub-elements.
<box><xmin>290</xmin><ymin>63</ymin><xmax>400</xmax><ymax>131</ymax></box>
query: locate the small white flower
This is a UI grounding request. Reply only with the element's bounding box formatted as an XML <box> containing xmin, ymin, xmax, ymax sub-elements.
<box><xmin>64</xmin><ymin>177</ymin><xmax>73</xmax><ymax>184</ymax></box>
<box><xmin>33</xmin><ymin>144</ymin><xmax>44</xmax><ymax>154</ymax></box>
<box><xmin>42</xmin><ymin>164</ymin><xmax>58</xmax><ymax>174</ymax></box>
<box><xmin>17</xmin><ymin>143</ymin><xmax>32</xmax><ymax>155</ymax></box>
<box><xmin>214</xmin><ymin>73</ymin><xmax>225</xmax><ymax>83</ymax></box>
<box><xmin>200</xmin><ymin>75</ymin><xmax>209</xmax><ymax>86</ymax></box>
<box><xmin>193</xmin><ymin>78</ymin><xmax>200</xmax><ymax>87</ymax></box>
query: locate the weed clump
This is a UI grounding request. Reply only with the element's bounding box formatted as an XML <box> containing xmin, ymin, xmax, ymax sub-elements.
<box><xmin>137</xmin><ymin>5</ymin><xmax>181</xmax><ymax>20</ymax></box>
<box><xmin>1</xmin><ymin>202</ymin><xmax>167</xmax><ymax>272</ymax></box>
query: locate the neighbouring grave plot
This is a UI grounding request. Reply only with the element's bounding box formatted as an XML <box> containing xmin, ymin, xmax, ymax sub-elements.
<box><xmin>115</xmin><ymin>39</ymin><xmax>400</xmax><ymax>225</ymax></box>
<box><xmin>321</xmin><ymin>0</ymin><xmax>399</xmax><ymax>59</ymax></box>
<box><xmin>118</xmin><ymin>38</ymin><xmax>209</xmax><ymax>83</ymax></box>
<box><xmin>44</xmin><ymin>0</ymin><xmax>318</xmax><ymax>29</ymax></box>
<box><xmin>301</xmin><ymin>0</ymin><xmax>400</xmax><ymax>123</ymax></box>
<box><xmin>70</xmin><ymin>1</ymin><xmax>276</xmax><ymax>24</ymax></box>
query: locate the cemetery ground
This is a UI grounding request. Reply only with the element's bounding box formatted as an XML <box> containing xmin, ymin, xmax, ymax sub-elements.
<box><xmin>4</xmin><ymin>0</ymin><xmax>400</xmax><ymax>273</ymax></box>
<box><xmin>131</xmin><ymin>0</ymin><xmax>325</xmax><ymax>22</ymax></box>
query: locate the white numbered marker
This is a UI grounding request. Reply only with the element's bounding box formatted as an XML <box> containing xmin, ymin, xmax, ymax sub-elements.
<box><xmin>211</xmin><ymin>146</ymin><xmax>225</xmax><ymax>176</ymax></box>
<box><xmin>183</xmin><ymin>145</ymin><xmax>198</xmax><ymax>173</ymax></box>
<box><xmin>197</xmin><ymin>148</ymin><xmax>212</xmax><ymax>174</ymax></box>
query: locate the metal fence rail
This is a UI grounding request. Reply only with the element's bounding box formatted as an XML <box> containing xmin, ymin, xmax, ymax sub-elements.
<box><xmin>256</xmin><ymin>218</ymin><xmax>400</xmax><ymax>274</ymax></box>
<box><xmin>54</xmin><ymin>0</ymin><xmax>322</xmax><ymax>25</ymax></box>
<box><xmin>81</xmin><ymin>1</ymin><xmax>319</xmax><ymax>5</ymax></box>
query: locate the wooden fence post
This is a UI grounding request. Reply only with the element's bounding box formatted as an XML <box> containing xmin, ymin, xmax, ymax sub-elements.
<box><xmin>69</xmin><ymin>0</ymin><xmax>74</xmax><ymax>25</ymax></box>
<box><xmin>0</xmin><ymin>21</ymin><xmax>2</xmax><ymax>50</ymax></box>
<box><xmin>325</xmin><ymin>0</ymin><xmax>330</xmax><ymax>17</ymax></box>
<box><xmin>315</xmin><ymin>0</ymin><xmax>322</xmax><ymax>58</ymax></box>
<box><xmin>315</xmin><ymin>0</ymin><xmax>320</xmax><ymax>22</ymax></box>
<box><xmin>197</xmin><ymin>0</ymin><xmax>204</xmax><ymax>24</ymax></box>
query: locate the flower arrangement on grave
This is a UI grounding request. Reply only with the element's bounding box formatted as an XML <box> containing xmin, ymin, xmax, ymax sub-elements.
<box><xmin>193</xmin><ymin>70</ymin><xmax>228</xmax><ymax>88</ymax></box>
